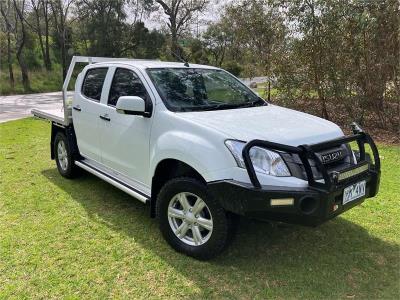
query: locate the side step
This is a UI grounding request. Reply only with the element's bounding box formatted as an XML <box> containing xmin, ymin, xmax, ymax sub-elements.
<box><xmin>75</xmin><ymin>161</ymin><xmax>150</xmax><ymax>204</ymax></box>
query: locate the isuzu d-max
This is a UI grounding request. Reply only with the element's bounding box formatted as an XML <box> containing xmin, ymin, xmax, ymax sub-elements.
<box><xmin>32</xmin><ymin>56</ymin><xmax>381</xmax><ymax>259</ymax></box>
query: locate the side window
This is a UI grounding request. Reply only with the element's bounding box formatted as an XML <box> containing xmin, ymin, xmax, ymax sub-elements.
<box><xmin>108</xmin><ymin>68</ymin><xmax>150</xmax><ymax>106</ymax></box>
<box><xmin>81</xmin><ymin>68</ymin><xmax>108</xmax><ymax>101</ymax></box>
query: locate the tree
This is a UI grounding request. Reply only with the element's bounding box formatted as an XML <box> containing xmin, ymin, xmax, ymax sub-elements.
<box><xmin>203</xmin><ymin>22</ymin><xmax>231</xmax><ymax>67</ymax></box>
<box><xmin>74</xmin><ymin>0</ymin><xmax>128</xmax><ymax>57</ymax></box>
<box><xmin>128</xmin><ymin>0</ymin><xmax>155</xmax><ymax>24</ymax></box>
<box><xmin>188</xmin><ymin>38</ymin><xmax>208</xmax><ymax>64</ymax></box>
<box><xmin>230</xmin><ymin>1</ymin><xmax>285</xmax><ymax>72</ymax></box>
<box><xmin>0</xmin><ymin>0</ymin><xmax>15</xmax><ymax>88</ymax></box>
<box><xmin>13</xmin><ymin>0</ymin><xmax>31</xmax><ymax>91</ymax></box>
<box><xmin>120</xmin><ymin>21</ymin><xmax>165</xmax><ymax>58</ymax></box>
<box><xmin>41</xmin><ymin>0</ymin><xmax>51</xmax><ymax>70</ymax></box>
<box><xmin>154</xmin><ymin>0</ymin><xmax>208</xmax><ymax>59</ymax></box>
<box><xmin>25</xmin><ymin>0</ymin><xmax>51</xmax><ymax>70</ymax></box>
<box><xmin>288</xmin><ymin>0</ymin><xmax>330</xmax><ymax>119</ymax></box>
<box><xmin>280</xmin><ymin>0</ymin><xmax>399</xmax><ymax>125</ymax></box>
<box><xmin>50</xmin><ymin>0</ymin><xmax>75</xmax><ymax>79</ymax></box>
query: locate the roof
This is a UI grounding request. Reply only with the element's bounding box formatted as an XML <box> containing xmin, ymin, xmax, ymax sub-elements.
<box><xmin>93</xmin><ymin>60</ymin><xmax>220</xmax><ymax>70</ymax></box>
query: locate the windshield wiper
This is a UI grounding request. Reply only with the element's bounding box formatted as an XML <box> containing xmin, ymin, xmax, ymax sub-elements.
<box><xmin>239</xmin><ymin>98</ymin><xmax>267</xmax><ymax>107</ymax></box>
<box><xmin>201</xmin><ymin>103</ymin><xmax>243</xmax><ymax>111</ymax></box>
<box><xmin>177</xmin><ymin>98</ymin><xmax>267</xmax><ymax>112</ymax></box>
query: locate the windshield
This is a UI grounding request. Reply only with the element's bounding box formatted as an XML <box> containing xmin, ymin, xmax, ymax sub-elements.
<box><xmin>146</xmin><ymin>68</ymin><xmax>265</xmax><ymax>112</ymax></box>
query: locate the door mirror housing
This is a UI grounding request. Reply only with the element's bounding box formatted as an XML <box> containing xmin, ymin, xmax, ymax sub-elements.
<box><xmin>116</xmin><ymin>96</ymin><xmax>150</xmax><ymax>117</ymax></box>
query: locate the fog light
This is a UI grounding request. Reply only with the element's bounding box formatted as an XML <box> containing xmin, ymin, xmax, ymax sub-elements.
<box><xmin>333</xmin><ymin>204</ymin><xmax>339</xmax><ymax>211</ymax></box>
<box><xmin>270</xmin><ymin>198</ymin><xmax>294</xmax><ymax>206</ymax></box>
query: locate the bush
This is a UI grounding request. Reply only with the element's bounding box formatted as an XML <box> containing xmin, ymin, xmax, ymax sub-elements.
<box><xmin>0</xmin><ymin>65</ymin><xmax>63</xmax><ymax>96</ymax></box>
<box><xmin>223</xmin><ymin>61</ymin><xmax>243</xmax><ymax>77</ymax></box>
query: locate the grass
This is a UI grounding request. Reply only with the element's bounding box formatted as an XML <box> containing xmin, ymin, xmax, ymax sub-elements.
<box><xmin>0</xmin><ymin>118</ymin><xmax>399</xmax><ymax>299</ymax></box>
<box><xmin>0</xmin><ymin>67</ymin><xmax>63</xmax><ymax>96</ymax></box>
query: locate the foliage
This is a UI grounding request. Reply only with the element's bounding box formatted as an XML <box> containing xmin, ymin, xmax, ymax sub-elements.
<box><xmin>275</xmin><ymin>0</ymin><xmax>400</xmax><ymax>129</ymax></box>
<box><xmin>154</xmin><ymin>0</ymin><xmax>209</xmax><ymax>58</ymax></box>
<box><xmin>202</xmin><ymin>22</ymin><xmax>233</xmax><ymax>67</ymax></box>
<box><xmin>187</xmin><ymin>38</ymin><xmax>208</xmax><ymax>64</ymax></box>
<box><xmin>223</xmin><ymin>61</ymin><xmax>243</xmax><ymax>77</ymax></box>
<box><xmin>0</xmin><ymin>66</ymin><xmax>62</xmax><ymax>95</ymax></box>
<box><xmin>123</xmin><ymin>21</ymin><xmax>165</xmax><ymax>58</ymax></box>
<box><xmin>74</xmin><ymin>0</ymin><xmax>128</xmax><ymax>57</ymax></box>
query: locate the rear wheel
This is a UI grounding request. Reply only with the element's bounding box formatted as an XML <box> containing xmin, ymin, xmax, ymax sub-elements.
<box><xmin>54</xmin><ymin>132</ymin><xmax>79</xmax><ymax>178</ymax></box>
<box><xmin>157</xmin><ymin>177</ymin><xmax>235</xmax><ymax>260</ymax></box>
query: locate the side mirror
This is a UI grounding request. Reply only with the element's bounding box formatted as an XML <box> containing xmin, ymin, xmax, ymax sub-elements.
<box><xmin>116</xmin><ymin>96</ymin><xmax>149</xmax><ymax>117</ymax></box>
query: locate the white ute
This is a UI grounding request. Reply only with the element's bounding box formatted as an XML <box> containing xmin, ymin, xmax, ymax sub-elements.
<box><xmin>32</xmin><ymin>56</ymin><xmax>381</xmax><ymax>259</ymax></box>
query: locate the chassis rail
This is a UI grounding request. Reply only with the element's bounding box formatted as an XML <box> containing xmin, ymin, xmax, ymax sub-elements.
<box><xmin>242</xmin><ymin>123</ymin><xmax>380</xmax><ymax>191</ymax></box>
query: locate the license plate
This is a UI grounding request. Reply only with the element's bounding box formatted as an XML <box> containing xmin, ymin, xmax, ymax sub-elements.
<box><xmin>343</xmin><ymin>180</ymin><xmax>366</xmax><ymax>205</ymax></box>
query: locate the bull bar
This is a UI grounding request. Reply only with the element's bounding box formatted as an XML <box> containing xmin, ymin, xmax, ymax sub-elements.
<box><xmin>241</xmin><ymin>123</ymin><xmax>381</xmax><ymax>191</ymax></box>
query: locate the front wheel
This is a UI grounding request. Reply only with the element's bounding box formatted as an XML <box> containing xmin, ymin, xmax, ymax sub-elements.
<box><xmin>157</xmin><ymin>177</ymin><xmax>235</xmax><ymax>260</ymax></box>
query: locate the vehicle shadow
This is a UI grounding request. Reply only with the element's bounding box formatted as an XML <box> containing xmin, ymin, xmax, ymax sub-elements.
<box><xmin>41</xmin><ymin>168</ymin><xmax>399</xmax><ymax>298</ymax></box>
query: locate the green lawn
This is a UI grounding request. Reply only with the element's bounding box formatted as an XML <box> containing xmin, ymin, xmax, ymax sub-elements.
<box><xmin>0</xmin><ymin>118</ymin><xmax>399</xmax><ymax>299</ymax></box>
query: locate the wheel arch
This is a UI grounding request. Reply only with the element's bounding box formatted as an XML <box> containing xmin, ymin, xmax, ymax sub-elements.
<box><xmin>150</xmin><ymin>158</ymin><xmax>207</xmax><ymax>218</ymax></box>
<box><xmin>51</xmin><ymin>123</ymin><xmax>81</xmax><ymax>160</ymax></box>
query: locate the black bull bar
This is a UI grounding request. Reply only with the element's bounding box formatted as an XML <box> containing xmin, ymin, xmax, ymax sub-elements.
<box><xmin>242</xmin><ymin>123</ymin><xmax>381</xmax><ymax>192</ymax></box>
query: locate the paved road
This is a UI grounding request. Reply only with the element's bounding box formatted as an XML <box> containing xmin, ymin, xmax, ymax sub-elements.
<box><xmin>0</xmin><ymin>92</ymin><xmax>65</xmax><ymax>123</ymax></box>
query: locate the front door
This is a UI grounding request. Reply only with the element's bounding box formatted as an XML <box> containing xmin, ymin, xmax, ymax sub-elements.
<box><xmin>72</xmin><ymin>67</ymin><xmax>108</xmax><ymax>162</ymax></box>
<box><xmin>99</xmin><ymin>67</ymin><xmax>154</xmax><ymax>190</ymax></box>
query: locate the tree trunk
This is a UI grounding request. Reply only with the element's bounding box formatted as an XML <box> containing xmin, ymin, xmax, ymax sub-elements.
<box><xmin>44</xmin><ymin>26</ymin><xmax>51</xmax><ymax>69</ymax></box>
<box><xmin>61</xmin><ymin>40</ymin><xmax>67</xmax><ymax>79</ymax></box>
<box><xmin>16</xmin><ymin>48</ymin><xmax>30</xmax><ymax>91</ymax></box>
<box><xmin>36</xmin><ymin>23</ymin><xmax>48</xmax><ymax>70</ymax></box>
<box><xmin>6</xmin><ymin>30</ymin><xmax>15</xmax><ymax>89</ymax></box>
<box><xmin>31</xmin><ymin>1</ymin><xmax>47</xmax><ymax>69</ymax></box>
<box><xmin>60</xmin><ymin>18</ymin><xmax>67</xmax><ymax>79</ymax></box>
<box><xmin>43</xmin><ymin>0</ymin><xmax>51</xmax><ymax>70</ymax></box>
<box><xmin>170</xmin><ymin>23</ymin><xmax>181</xmax><ymax>59</ymax></box>
<box><xmin>14</xmin><ymin>0</ymin><xmax>31</xmax><ymax>91</ymax></box>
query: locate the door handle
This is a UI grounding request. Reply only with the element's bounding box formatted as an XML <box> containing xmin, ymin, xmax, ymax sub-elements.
<box><xmin>73</xmin><ymin>105</ymin><xmax>81</xmax><ymax>111</ymax></box>
<box><xmin>99</xmin><ymin>114</ymin><xmax>111</xmax><ymax>121</ymax></box>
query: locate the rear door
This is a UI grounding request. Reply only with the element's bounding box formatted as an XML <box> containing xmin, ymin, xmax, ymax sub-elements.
<box><xmin>72</xmin><ymin>67</ymin><xmax>108</xmax><ymax>162</ymax></box>
<box><xmin>99</xmin><ymin>67</ymin><xmax>154</xmax><ymax>189</ymax></box>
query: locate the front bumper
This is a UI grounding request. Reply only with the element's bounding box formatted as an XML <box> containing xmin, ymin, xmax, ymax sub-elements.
<box><xmin>208</xmin><ymin>124</ymin><xmax>381</xmax><ymax>226</ymax></box>
<box><xmin>208</xmin><ymin>170</ymin><xmax>380</xmax><ymax>226</ymax></box>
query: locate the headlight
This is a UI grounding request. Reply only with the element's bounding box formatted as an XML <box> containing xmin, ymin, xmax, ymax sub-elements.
<box><xmin>225</xmin><ymin>140</ymin><xmax>291</xmax><ymax>177</ymax></box>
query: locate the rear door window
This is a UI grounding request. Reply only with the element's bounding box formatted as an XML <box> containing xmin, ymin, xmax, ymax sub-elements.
<box><xmin>81</xmin><ymin>68</ymin><xmax>108</xmax><ymax>101</ymax></box>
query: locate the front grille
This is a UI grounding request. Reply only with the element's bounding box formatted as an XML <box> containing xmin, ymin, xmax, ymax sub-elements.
<box><xmin>282</xmin><ymin>144</ymin><xmax>355</xmax><ymax>181</ymax></box>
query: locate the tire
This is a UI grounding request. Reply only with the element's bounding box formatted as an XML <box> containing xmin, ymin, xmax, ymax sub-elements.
<box><xmin>157</xmin><ymin>177</ymin><xmax>235</xmax><ymax>260</ymax></box>
<box><xmin>54</xmin><ymin>131</ymin><xmax>79</xmax><ymax>179</ymax></box>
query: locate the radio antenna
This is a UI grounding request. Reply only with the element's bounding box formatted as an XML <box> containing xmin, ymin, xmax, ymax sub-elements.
<box><xmin>171</xmin><ymin>51</ymin><xmax>190</xmax><ymax>67</ymax></box>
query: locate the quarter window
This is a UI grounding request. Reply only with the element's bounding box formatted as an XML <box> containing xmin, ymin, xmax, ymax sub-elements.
<box><xmin>81</xmin><ymin>68</ymin><xmax>108</xmax><ymax>101</ymax></box>
<box><xmin>108</xmin><ymin>68</ymin><xmax>150</xmax><ymax>106</ymax></box>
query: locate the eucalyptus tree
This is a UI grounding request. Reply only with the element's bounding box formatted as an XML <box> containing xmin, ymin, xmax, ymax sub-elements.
<box><xmin>121</xmin><ymin>21</ymin><xmax>166</xmax><ymax>58</ymax></box>
<box><xmin>0</xmin><ymin>0</ymin><xmax>15</xmax><ymax>88</ymax></box>
<box><xmin>12</xmin><ymin>0</ymin><xmax>31</xmax><ymax>91</ymax></box>
<box><xmin>203</xmin><ymin>22</ymin><xmax>232</xmax><ymax>67</ymax></box>
<box><xmin>224</xmin><ymin>0</ymin><xmax>285</xmax><ymax>78</ymax></box>
<box><xmin>50</xmin><ymin>0</ymin><xmax>75</xmax><ymax>78</ymax></box>
<box><xmin>26</xmin><ymin>0</ymin><xmax>51</xmax><ymax>70</ymax></box>
<box><xmin>281</xmin><ymin>0</ymin><xmax>399</xmax><ymax>125</ymax></box>
<box><xmin>74</xmin><ymin>0</ymin><xmax>128</xmax><ymax>57</ymax></box>
<box><xmin>154</xmin><ymin>0</ymin><xmax>209</xmax><ymax>59</ymax></box>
